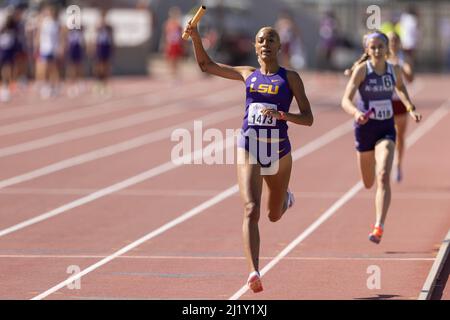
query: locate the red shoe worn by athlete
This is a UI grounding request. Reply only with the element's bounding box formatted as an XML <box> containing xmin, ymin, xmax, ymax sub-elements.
<box><xmin>369</xmin><ymin>225</ymin><xmax>384</xmax><ymax>244</ymax></box>
<box><xmin>247</xmin><ymin>271</ymin><xmax>263</xmax><ymax>293</ymax></box>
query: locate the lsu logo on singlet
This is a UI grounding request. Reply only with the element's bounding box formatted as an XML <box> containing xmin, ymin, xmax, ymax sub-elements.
<box><xmin>249</xmin><ymin>83</ymin><xmax>279</xmax><ymax>95</ymax></box>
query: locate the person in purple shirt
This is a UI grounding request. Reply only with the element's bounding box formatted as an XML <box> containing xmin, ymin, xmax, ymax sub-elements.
<box><xmin>93</xmin><ymin>9</ymin><xmax>114</xmax><ymax>94</ymax></box>
<box><xmin>0</xmin><ymin>13</ymin><xmax>19</xmax><ymax>102</ymax></box>
<box><xmin>12</xmin><ymin>4</ymin><xmax>28</xmax><ymax>91</ymax></box>
<box><xmin>184</xmin><ymin>23</ymin><xmax>313</xmax><ymax>293</ymax></box>
<box><xmin>341</xmin><ymin>31</ymin><xmax>421</xmax><ymax>245</ymax></box>
<box><xmin>64</xmin><ymin>26</ymin><xmax>85</xmax><ymax>97</ymax></box>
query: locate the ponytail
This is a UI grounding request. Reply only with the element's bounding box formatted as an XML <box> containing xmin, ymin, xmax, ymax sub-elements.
<box><xmin>344</xmin><ymin>52</ymin><xmax>369</xmax><ymax>76</ymax></box>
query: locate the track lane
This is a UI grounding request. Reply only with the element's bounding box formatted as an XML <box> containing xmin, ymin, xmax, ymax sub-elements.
<box><xmin>0</xmin><ymin>73</ymin><xmax>448</xmax><ymax>300</ymax></box>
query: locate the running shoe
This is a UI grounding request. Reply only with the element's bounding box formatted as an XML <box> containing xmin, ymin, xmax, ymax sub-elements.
<box><xmin>287</xmin><ymin>189</ymin><xmax>295</xmax><ymax>209</ymax></box>
<box><xmin>247</xmin><ymin>271</ymin><xmax>263</xmax><ymax>293</ymax></box>
<box><xmin>368</xmin><ymin>225</ymin><xmax>383</xmax><ymax>244</ymax></box>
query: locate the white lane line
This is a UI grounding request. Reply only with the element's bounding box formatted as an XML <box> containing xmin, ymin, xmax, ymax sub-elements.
<box><xmin>0</xmin><ymin>104</ymin><xmax>183</xmax><ymax>158</ymax></box>
<box><xmin>0</xmin><ymin>77</ymin><xmax>210</xmax><ymax>121</ymax></box>
<box><xmin>291</xmin><ymin>120</ymin><xmax>351</xmax><ymax>161</ymax></box>
<box><xmin>25</xmin><ymin>80</ymin><xmax>432</xmax><ymax>299</ymax></box>
<box><xmin>3</xmin><ymin>188</ymin><xmax>449</xmax><ymax>200</ymax></box>
<box><xmin>0</xmin><ymin>80</ymin><xmax>234</xmax><ymax>136</ymax></box>
<box><xmin>30</xmin><ymin>119</ymin><xmax>354</xmax><ymax>300</ymax></box>
<box><xmin>0</xmin><ymin>81</ymin><xmax>169</xmax><ymax>121</ymax></box>
<box><xmin>0</xmin><ymin>133</ymin><xmax>238</xmax><ymax>238</ymax></box>
<box><xmin>0</xmin><ymin>119</ymin><xmax>352</xmax><ymax>238</ymax></box>
<box><xmin>229</xmin><ymin>97</ymin><xmax>450</xmax><ymax>300</ymax></box>
<box><xmin>229</xmin><ymin>182</ymin><xmax>364</xmax><ymax>300</ymax></box>
<box><xmin>405</xmin><ymin>98</ymin><xmax>450</xmax><ymax>148</ymax></box>
<box><xmin>30</xmin><ymin>185</ymin><xmax>239</xmax><ymax>300</ymax></box>
<box><xmin>0</xmin><ymin>83</ymin><xmax>337</xmax><ymax>190</ymax></box>
<box><xmin>0</xmin><ymin>254</ymin><xmax>434</xmax><ymax>261</ymax></box>
<box><xmin>0</xmin><ymin>85</ymin><xmax>248</xmax><ymax>158</ymax></box>
<box><xmin>0</xmin><ymin>105</ymin><xmax>241</xmax><ymax>190</ymax></box>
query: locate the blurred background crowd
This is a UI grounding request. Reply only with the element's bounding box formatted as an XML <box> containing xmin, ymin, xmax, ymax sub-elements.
<box><xmin>0</xmin><ymin>0</ymin><xmax>449</xmax><ymax>102</ymax></box>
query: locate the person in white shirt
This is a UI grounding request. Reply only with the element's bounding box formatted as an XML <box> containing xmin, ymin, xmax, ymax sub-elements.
<box><xmin>398</xmin><ymin>6</ymin><xmax>419</xmax><ymax>62</ymax></box>
<box><xmin>35</xmin><ymin>5</ymin><xmax>62</xmax><ymax>99</ymax></box>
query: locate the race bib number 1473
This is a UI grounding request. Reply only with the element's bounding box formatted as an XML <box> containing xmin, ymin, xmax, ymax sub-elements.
<box><xmin>248</xmin><ymin>103</ymin><xmax>277</xmax><ymax>127</ymax></box>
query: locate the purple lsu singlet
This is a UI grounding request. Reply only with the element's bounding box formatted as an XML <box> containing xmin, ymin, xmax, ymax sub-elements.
<box><xmin>241</xmin><ymin>67</ymin><xmax>293</xmax><ymax>140</ymax></box>
<box><xmin>238</xmin><ymin>67</ymin><xmax>293</xmax><ymax>167</ymax></box>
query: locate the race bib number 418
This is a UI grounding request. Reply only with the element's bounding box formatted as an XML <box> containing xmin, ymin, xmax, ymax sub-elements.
<box><xmin>248</xmin><ymin>103</ymin><xmax>277</xmax><ymax>127</ymax></box>
<box><xmin>369</xmin><ymin>99</ymin><xmax>393</xmax><ymax>120</ymax></box>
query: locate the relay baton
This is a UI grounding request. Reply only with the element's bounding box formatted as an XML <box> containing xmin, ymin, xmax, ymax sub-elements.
<box><xmin>182</xmin><ymin>6</ymin><xmax>207</xmax><ymax>40</ymax></box>
<box><xmin>364</xmin><ymin>108</ymin><xmax>375</xmax><ymax>118</ymax></box>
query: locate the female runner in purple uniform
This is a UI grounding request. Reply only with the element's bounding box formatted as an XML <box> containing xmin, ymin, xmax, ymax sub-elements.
<box><xmin>183</xmin><ymin>23</ymin><xmax>313</xmax><ymax>293</ymax></box>
<box><xmin>341</xmin><ymin>31</ymin><xmax>421</xmax><ymax>244</ymax></box>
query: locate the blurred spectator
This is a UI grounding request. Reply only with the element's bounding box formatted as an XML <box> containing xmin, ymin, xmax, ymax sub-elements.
<box><xmin>0</xmin><ymin>13</ymin><xmax>19</xmax><ymax>102</ymax></box>
<box><xmin>398</xmin><ymin>6</ymin><xmax>419</xmax><ymax>63</ymax></box>
<box><xmin>162</xmin><ymin>6</ymin><xmax>184</xmax><ymax>79</ymax></box>
<box><xmin>317</xmin><ymin>9</ymin><xmax>339</xmax><ymax>69</ymax></box>
<box><xmin>12</xmin><ymin>3</ymin><xmax>28</xmax><ymax>91</ymax></box>
<box><xmin>275</xmin><ymin>10</ymin><xmax>295</xmax><ymax>68</ymax></box>
<box><xmin>136</xmin><ymin>0</ymin><xmax>156</xmax><ymax>76</ymax></box>
<box><xmin>275</xmin><ymin>10</ymin><xmax>306</xmax><ymax>70</ymax></box>
<box><xmin>93</xmin><ymin>9</ymin><xmax>114</xmax><ymax>95</ymax></box>
<box><xmin>380</xmin><ymin>11</ymin><xmax>402</xmax><ymax>36</ymax></box>
<box><xmin>24</xmin><ymin>8</ymin><xmax>39</xmax><ymax>80</ymax></box>
<box><xmin>440</xmin><ymin>17</ymin><xmax>450</xmax><ymax>71</ymax></box>
<box><xmin>35</xmin><ymin>5</ymin><xmax>62</xmax><ymax>99</ymax></box>
<box><xmin>63</xmin><ymin>25</ymin><xmax>86</xmax><ymax>97</ymax></box>
<box><xmin>188</xmin><ymin>2</ymin><xmax>252</xmax><ymax>67</ymax></box>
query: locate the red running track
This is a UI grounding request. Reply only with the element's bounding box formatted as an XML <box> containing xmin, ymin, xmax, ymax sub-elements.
<box><xmin>0</xmin><ymin>72</ymin><xmax>449</xmax><ymax>300</ymax></box>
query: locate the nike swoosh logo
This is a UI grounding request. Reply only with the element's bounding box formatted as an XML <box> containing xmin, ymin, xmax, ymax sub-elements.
<box><xmin>277</xmin><ymin>148</ymin><xmax>285</xmax><ymax>154</ymax></box>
